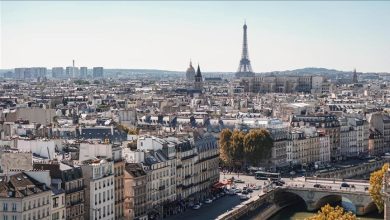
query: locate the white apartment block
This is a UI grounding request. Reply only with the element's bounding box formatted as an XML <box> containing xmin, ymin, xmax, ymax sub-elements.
<box><xmin>81</xmin><ymin>159</ymin><xmax>115</xmax><ymax>220</ymax></box>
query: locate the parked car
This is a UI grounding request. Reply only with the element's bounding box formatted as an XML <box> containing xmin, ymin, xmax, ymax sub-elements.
<box><xmin>234</xmin><ymin>179</ymin><xmax>245</xmax><ymax>183</ymax></box>
<box><xmin>204</xmin><ymin>199</ymin><xmax>213</xmax><ymax>204</ymax></box>
<box><xmin>313</xmin><ymin>184</ymin><xmax>321</xmax><ymax>188</ymax></box>
<box><xmin>192</xmin><ymin>204</ymin><xmax>201</xmax><ymax>210</ymax></box>
<box><xmin>341</xmin><ymin>182</ymin><xmax>350</xmax><ymax>188</ymax></box>
<box><xmin>227</xmin><ymin>190</ymin><xmax>236</xmax><ymax>195</ymax></box>
<box><xmin>235</xmin><ymin>188</ymin><xmax>242</xmax><ymax>193</ymax></box>
<box><xmin>252</xmin><ymin>185</ymin><xmax>261</xmax><ymax>190</ymax></box>
<box><xmin>239</xmin><ymin>194</ymin><xmax>249</xmax><ymax>200</ymax></box>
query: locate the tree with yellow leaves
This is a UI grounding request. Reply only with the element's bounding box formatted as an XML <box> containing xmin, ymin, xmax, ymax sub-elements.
<box><xmin>219</xmin><ymin>128</ymin><xmax>233</xmax><ymax>166</ymax></box>
<box><xmin>243</xmin><ymin>129</ymin><xmax>273</xmax><ymax>166</ymax></box>
<box><xmin>369</xmin><ymin>163</ymin><xmax>389</xmax><ymax>213</ymax></box>
<box><xmin>305</xmin><ymin>204</ymin><xmax>356</xmax><ymax>220</ymax></box>
<box><xmin>231</xmin><ymin>129</ymin><xmax>245</xmax><ymax>167</ymax></box>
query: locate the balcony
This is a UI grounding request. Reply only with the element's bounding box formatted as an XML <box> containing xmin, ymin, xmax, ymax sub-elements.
<box><xmin>182</xmin><ymin>183</ymin><xmax>194</xmax><ymax>190</ymax></box>
<box><xmin>65</xmin><ymin>186</ymin><xmax>85</xmax><ymax>194</ymax></box>
<box><xmin>181</xmin><ymin>154</ymin><xmax>197</xmax><ymax>161</ymax></box>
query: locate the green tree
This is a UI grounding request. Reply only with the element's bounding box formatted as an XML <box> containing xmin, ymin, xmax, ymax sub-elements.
<box><xmin>369</xmin><ymin>163</ymin><xmax>389</xmax><ymax>213</ymax></box>
<box><xmin>219</xmin><ymin>129</ymin><xmax>232</xmax><ymax>166</ymax></box>
<box><xmin>243</xmin><ymin>129</ymin><xmax>273</xmax><ymax>166</ymax></box>
<box><xmin>305</xmin><ymin>204</ymin><xmax>356</xmax><ymax>220</ymax></box>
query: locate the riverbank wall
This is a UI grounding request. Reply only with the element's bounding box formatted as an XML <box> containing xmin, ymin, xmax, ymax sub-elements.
<box><xmin>215</xmin><ymin>189</ymin><xmax>283</xmax><ymax>220</ymax></box>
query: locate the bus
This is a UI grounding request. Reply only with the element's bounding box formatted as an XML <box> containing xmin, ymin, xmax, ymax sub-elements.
<box><xmin>255</xmin><ymin>171</ymin><xmax>281</xmax><ymax>181</ymax></box>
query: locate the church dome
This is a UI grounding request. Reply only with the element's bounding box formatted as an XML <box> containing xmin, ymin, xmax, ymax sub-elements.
<box><xmin>186</xmin><ymin>61</ymin><xmax>196</xmax><ymax>82</ymax></box>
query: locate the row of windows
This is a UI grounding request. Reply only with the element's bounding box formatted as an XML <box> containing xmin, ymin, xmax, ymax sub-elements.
<box><xmin>2</xmin><ymin>203</ymin><xmax>17</xmax><ymax>212</ymax></box>
<box><xmin>2</xmin><ymin>216</ymin><xmax>17</xmax><ymax>220</ymax></box>
<box><xmin>23</xmin><ymin>197</ymin><xmax>50</xmax><ymax>211</ymax></box>
<box><xmin>22</xmin><ymin>208</ymin><xmax>50</xmax><ymax>220</ymax></box>
<box><xmin>95</xmin><ymin>189</ymin><xmax>114</xmax><ymax>205</ymax></box>
<box><xmin>93</xmin><ymin>204</ymin><xmax>114</xmax><ymax>220</ymax></box>
<box><xmin>94</xmin><ymin>178</ymin><xmax>114</xmax><ymax>190</ymax></box>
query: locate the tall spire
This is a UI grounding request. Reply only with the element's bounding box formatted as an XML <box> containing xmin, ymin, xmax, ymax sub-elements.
<box><xmin>196</xmin><ymin>64</ymin><xmax>202</xmax><ymax>77</ymax></box>
<box><xmin>236</xmin><ymin>22</ymin><xmax>254</xmax><ymax>78</ymax></box>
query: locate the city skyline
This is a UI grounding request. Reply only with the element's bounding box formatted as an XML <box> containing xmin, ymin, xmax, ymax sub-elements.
<box><xmin>1</xmin><ymin>1</ymin><xmax>390</xmax><ymax>72</ymax></box>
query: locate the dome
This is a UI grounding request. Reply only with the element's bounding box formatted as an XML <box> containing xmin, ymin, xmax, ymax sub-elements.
<box><xmin>186</xmin><ymin>61</ymin><xmax>196</xmax><ymax>82</ymax></box>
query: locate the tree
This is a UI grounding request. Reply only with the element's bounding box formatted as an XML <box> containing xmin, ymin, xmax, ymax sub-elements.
<box><xmin>230</xmin><ymin>129</ymin><xmax>245</xmax><ymax>167</ymax></box>
<box><xmin>243</xmin><ymin>129</ymin><xmax>273</xmax><ymax>166</ymax></box>
<box><xmin>305</xmin><ymin>204</ymin><xmax>356</xmax><ymax>220</ymax></box>
<box><xmin>369</xmin><ymin>163</ymin><xmax>389</xmax><ymax>213</ymax></box>
<box><xmin>219</xmin><ymin>129</ymin><xmax>232</xmax><ymax>166</ymax></box>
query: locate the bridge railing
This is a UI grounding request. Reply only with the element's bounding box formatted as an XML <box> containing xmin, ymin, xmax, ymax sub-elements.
<box><xmin>283</xmin><ymin>185</ymin><xmax>369</xmax><ymax>194</ymax></box>
<box><xmin>305</xmin><ymin>177</ymin><xmax>369</xmax><ymax>183</ymax></box>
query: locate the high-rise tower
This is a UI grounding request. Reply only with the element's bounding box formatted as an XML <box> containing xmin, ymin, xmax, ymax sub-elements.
<box><xmin>236</xmin><ymin>22</ymin><xmax>254</xmax><ymax>78</ymax></box>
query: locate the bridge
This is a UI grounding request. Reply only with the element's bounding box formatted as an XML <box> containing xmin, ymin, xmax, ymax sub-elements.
<box><xmin>278</xmin><ymin>180</ymin><xmax>375</xmax><ymax>215</ymax></box>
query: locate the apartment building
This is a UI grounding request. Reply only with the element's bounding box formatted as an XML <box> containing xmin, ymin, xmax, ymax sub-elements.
<box><xmin>193</xmin><ymin>133</ymin><xmax>219</xmax><ymax>201</ymax></box>
<box><xmin>0</xmin><ymin>172</ymin><xmax>52</xmax><ymax>220</ymax></box>
<box><xmin>81</xmin><ymin>158</ymin><xmax>115</xmax><ymax>220</ymax></box>
<box><xmin>33</xmin><ymin>161</ymin><xmax>85</xmax><ymax>220</ymax></box>
<box><xmin>287</xmin><ymin>127</ymin><xmax>321</xmax><ymax>166</ymax></box>
<box><xmin>291</xmin><ymin>114</ymin><xmax>341</xmax><ymax>161</ymax></box>
<box><xmin>124</xmin><ymin>163</ymin><xmax>148</xmax><ymax>220</ymax></box>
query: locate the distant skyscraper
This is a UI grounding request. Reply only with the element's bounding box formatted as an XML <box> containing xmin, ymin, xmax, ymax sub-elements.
<box><xmin>236</xmin><ymin>22</ymin><xmax>255</xmax><ymax>78</ymax></box>
<box><xmin>66</xmin><ymin>66</ymin><xmax>79</xmax><ymax>78</ymax></box>
<box><xmin>52</xmin><ymin>67</ymin><xmax>64</xmax><ymax>78</ymax></box>
<box><xmin>14</xmin><ymin>67</ymin><xmax>47</xmax><ymax>79</ymax></box>
<box><xmin>194</xmin><ymin>64</ymin><xmax>203</xmax><ymax>90</ymax></box>
<box><xmin>186</xmin><ymin>61</ymin><xmax>196</xmax><ymax>82</ymax></box>
<box><xmin>93</xmin><ymin>67</ymin><xmax>104</xmax><ymax>78</ymax></box>
<box><xmin>353</xmin><ymin>69</ymin><xmax>358</xmax><ymax>83</ymax></box>
<box><xmin>80</xmin><ymin>67</ymin><xmax>88</xmax><ymax>78</ymax></box>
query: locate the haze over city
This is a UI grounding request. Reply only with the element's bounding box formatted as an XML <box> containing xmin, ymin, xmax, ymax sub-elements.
<box><xmin>1</xmin><ymin>1</ymin><xmax>390</xmax><ymax>72</ymax></box>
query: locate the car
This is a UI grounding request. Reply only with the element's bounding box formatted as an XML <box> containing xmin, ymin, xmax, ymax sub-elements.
<box><xmin>235</xmin><ymin>188</ymin><xmax>242</xmax><ymax>193</ymax></box>
<box><xmin>252</xmin><ymin>185</ymin><xmax>261</xmax><ymax>190</ymax></box>
<box><xmin>227</xmin><ymin>190</ymin><xmax>236</xmax><ymax>195</ymax></box>
<box><xmin>273</xmin><ymin>180</ymin><xmax>285</xmax><ymax>186</ymax></box>
<box><xmin>234</xmin><ymin>179</ymin><xmax>245</xmax><ymax>183</ymax></box>
<box><xmin>313</xmin><ymin>184</ymin><xmax>321</xmax><ymax>188</ymax></box>
<box><xmin>341</xmin><ymin>182</ymin><xmax>350</xmax><ymax>188</ymax></box>
<box><xmin>242</xmin><ymin>190</ymin><xmax>248</xmax><ymax>195</ymax></box>
<box><xmin>204</xmin><ymin>199</ymin><xmax>212</xmax><ymax>204</ymax></box>
<box><xmin>247</xmin><ymin>188</ymin><xmax>253</xmax><ymax>193</ymax></box>
<box><xmin>192</xmin><ymin>204</ymin><xmax>201</xmax><ymax>210</ymax></box>
<box><xmin>239</xmin><ymin>194</ymin><xmax>249</xmax><ymax>200</ymax></box>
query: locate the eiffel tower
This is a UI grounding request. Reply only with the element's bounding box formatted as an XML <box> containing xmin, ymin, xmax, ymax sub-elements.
<box><xmin>236</xmin><ymin>22</ymin><xmax>255</xmax><ymax>78</ymax></box>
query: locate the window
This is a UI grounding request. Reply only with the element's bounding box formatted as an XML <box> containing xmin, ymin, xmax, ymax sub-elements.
<box><xmin>3</xmin><ymin>203</ymin><xmax>8</xmax><ymax>211</ymax></box>
<box><xmin>12</xmin><ymin>203</ymin><xmax>16</xmax><ymax>212</ymax></box>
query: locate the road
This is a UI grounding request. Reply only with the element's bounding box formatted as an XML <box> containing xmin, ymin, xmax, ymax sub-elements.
<box><xmin>166</xmin><ymin>173</ymin><xmax>370</xmax><ymax>220</ymax></box>
<box><xmin>166</xmin><ymin>173</ymin><xmax>266</xmax><ymax>220</ymax></box>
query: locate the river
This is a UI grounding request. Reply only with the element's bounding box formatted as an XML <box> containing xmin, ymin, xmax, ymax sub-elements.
<box><xmin>243</xmin><ymin>200</ymin><xmax>383</xmax><ymax>220</ymax></box>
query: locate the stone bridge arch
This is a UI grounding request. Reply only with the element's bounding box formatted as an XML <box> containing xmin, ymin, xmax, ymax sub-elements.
<box><xmin>313</xmin><ymin>194</ymin><xmax>356</xmax><ymax>213</ymax></box>
<box><xmin>282</xmin><ymin>188</ymin><xmax>375</xmax><ymax>216</ymax></box>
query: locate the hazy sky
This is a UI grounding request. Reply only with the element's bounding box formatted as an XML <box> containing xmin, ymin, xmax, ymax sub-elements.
<box><xmin>1</xmin><ymin>1</ymin><xmax>390</xmax><ymax>72</ymax></box>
